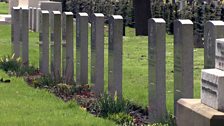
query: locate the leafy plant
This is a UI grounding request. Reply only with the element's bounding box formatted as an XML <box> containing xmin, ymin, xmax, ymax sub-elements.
<box><xmin>0</xmin><ymin>54</ymin><xmax>21</xmax><ymax>72</ymax></box>
<box><xmin>33</xmin><ymin>75</ymin><xmax>55</xmax><ymax>88</ymax></box>
<box><xmin>96</xmin><ymin>93</ymin><xmax>131</xmax><ymax>117</ymax></box>
<box><xmin>108</xmin><ymin>112</ymin><xmax>134</xmax><ymax>125</ymax></box>
<box><xmin>148</xmin><ymin>123</ymin><xmax>169</xmax><ymax>126</ymax></box>
<box><xmin>0</xmin><ymin>54</ymin><xmax>38</xmax><ymax>76</ymax></box>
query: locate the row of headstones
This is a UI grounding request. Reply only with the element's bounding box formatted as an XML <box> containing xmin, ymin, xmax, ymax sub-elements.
<box><xmin>28</xmin><ymin>1</ymin><xmax>62</xmax><ymax>32</ymax></box>
<box><xmin>148</xmin><ymin>19</ymin><xmax>224</xmax><ymax>122</ymax></box>
<box><xmin>148</xmin><ymin>18</ymin><xmax>194</xmax><ymax>122</ymax></box>
<box><xmin>12</xmin><ymin>7</ymin><xmax>224</xmax><ymax>123</ymax></box>
<box><xmin>11</xmin><ymin>7</ymin><xmax>123</xmax><ymax>98</ymax></box>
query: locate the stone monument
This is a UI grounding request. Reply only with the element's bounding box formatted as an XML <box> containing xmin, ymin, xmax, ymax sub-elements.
<box><xmin>176</xmin><ymin>38</ymin><xmax>224</xmax><ymax>126</ymax></box>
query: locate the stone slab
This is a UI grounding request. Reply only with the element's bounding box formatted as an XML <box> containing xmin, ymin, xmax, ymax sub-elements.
<box><xmin>201</xmin><ymin>69</ymin><xmax>224</xmax><ymax>111</ymax></box>
<box><xmin>0</xmin><ymin>14</ymin><xmax>11</xmax><ymax>24</ymax></box>
<box><xmin>176</xmin><ymin>99</ymin><xmax>224</xmax><ymax>126</ymax></box>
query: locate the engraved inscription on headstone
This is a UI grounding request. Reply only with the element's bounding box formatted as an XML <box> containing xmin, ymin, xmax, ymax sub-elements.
<box><xmin>148</xmin><ymin>18</ymin><xmax>167</xmax><ymax>122</ymax></box>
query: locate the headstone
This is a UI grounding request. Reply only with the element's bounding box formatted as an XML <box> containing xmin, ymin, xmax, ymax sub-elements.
<box><xmin>148</xmin><ymin>18</ymin><xmax>167</xmax><ymax>122</ymax></box>
<box><xmin>204</xmin><ymin>21</ymin><xmax>224</xmax><ymax>69</ymax></box>
<box><xmin>62</xmin><ymin>12</ymin><xmax>74</xmax><ymax>84</ymax></box>
<box><xmin>201</xmin><ymin>69</ymin><xmax>224</xmax><ymax>111</ymax></box>
<box><xmin>40</xmin><ymin>1</ymin><xmax>62</xmax><ymax>31</ymax></box>
<box><xmin>201</xmin><ymin>38</ymin><xmax>224</xmax><ymax>112</ymax></box>
<box><xmin>21</xmin><ymin>8</ymin><xmax>29</xmax><ymax>66</ymax></box>
<box><xmin>9</xmin><ymin>0</ymin><xmax>19</xmax><ymax>14</ymax></box>
<box><xmin>18</xmin><ymin>0</ymin><xmax>49</xmax><ymax>8</ymax></box>
<box><xmin>29</xmin><ymin>7</ymin><xmax>32</xmax><ymax>29</ymax></box>
<box><xmin>51</xmin><ymin>11</ymin><xmax>61</xmax><ymax>82</ymax></box>
<box><xmin>18</xmin><ymin>0</ymin><xmax>29</xmax><ymax>8</ymax></box>
<box><xmin>11</xmin><ymin>7</ymin><xmax>20</xmax><ymax>58</ymax></box>
<box><xmin>91</xmin><ymin>13</ymin><xmax>105</xmax><ymax>96</ymax></box>
<box><xmin>179</xmin><ymin>0</ymin><xmax>186</xmax><ymax>10</ymax></box>
<box><xmin>32</xmin><ymin>7</ymin><xmax>36</xmax><ymax>31</ymax></box>
<box><xmin>39</xmin><ymin>10</ymin><xmax>49</xmax><ymax>75</ymax></box>
<box><xmin>108</xmin><ymin>15</ymin><xmax>123</xmax><ymax>99</ymax></box>
<box><xmin>216</xmin><ymin>39</ymin><xmax>224</xmax><ymax>71</ymax></box>
<box><xmin>133</xmin><ymin>0</ymin><xmax>151</xmax><ymax>36</ymax></box>
<box><xmin>39</xmin><ymin>1</ymin><xmax>62</xmax><ymax>12</ymax></box>
<box><xmin>76</xmin><ymin>13</ymin><xmax>88</xmax><ymax>85</ymax></box>
<box><xmin>174</xmin><ymin>19</ymin><xmax>194</xmax><ymax>115</ymax></box>
<box><xmin>35</xmin><ymin>8</ymin><xmax>41</xmax><ymax>32</ymax></box>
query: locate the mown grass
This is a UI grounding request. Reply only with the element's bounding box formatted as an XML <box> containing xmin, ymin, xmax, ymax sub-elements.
<box><xmin>0</xmin><ymin>2</ymin><xmax>8</xmax><ymax>14</ymax></box>
<box><xmin>0</xmin><ymin>1</ymin><xmax>204</xmax><ymax>125</ymax></box>
<box><xmin>0</xmin><ymin>70</ymin><xmax>115</xmax><ymax>126</ymax></box>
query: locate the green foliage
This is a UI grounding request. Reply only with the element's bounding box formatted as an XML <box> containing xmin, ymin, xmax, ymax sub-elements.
<box><xmin>0</xmin><ymin>54</ymin><xmax>38</xmax><ymax>76</ymax></box>
<box><xmin>148</xmin><ymin>123</ymin><xmax>169</xmax><ymax>126</ymax></box>
<box><xmin>33</xmin><ymin>75</ymin><xmax>55</xmax><ymax>88</ymax></box>
<box><xmin>0</xmin><ymin>2</ymin><xmax>8</xmax><ymax>14</ymax></box>
<box><xmin>108</xmin><ymin>112</ymin><xmax>134</xmax><ymax>125</ymax></box>
<box><xmin>96</xmin><ymin>94</ymin><xmax>131</xmax><ymax>117</ymax></box>
<box><xmin>66</xmin><ymin>0</ymin><xmax>133</xmax><ymax>26</ymax></box>
<box><xmin>0</xmin><ymin>54</ymin><xmax>21</xmax><ymax>72</ymax></box>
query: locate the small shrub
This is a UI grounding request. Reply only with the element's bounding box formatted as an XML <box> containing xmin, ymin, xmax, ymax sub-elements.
<box><xmin>54</xmin><ymin>83</ymin><xmax>73</xmax><ymax>95</ymax></box>
<box><xmin>0</xmin><ymin>54</ymin><xmax>21</xmax><ymax>72</ymax></box>
<box><xmin>17</xmin><ymin>65</ymin><xmax>38</xmax><ymax>76</ymax></box>
<box><xmin>96</xmin><ymin>94</ymin><xmax>131</xmax><ymax>117</ymax></box>
<box><xmin>33</xmin><ymin>75</ymin><xmax>55</xmax><ymax>88</ymax></box>
<box><xmin>73</xmin><ymin>84</ymin><xmax>92</xmax><ymax>95</ymax></box>
<box><xmin>0</xmin><ymin>54</ymin><xmax>38</xmax><ymax>76</ymax></box>
<box><xmin>148</xmin><ymin>123</ymin><xmax>169</xmax><ymax>126</ymax></box>
<box><xmin>108</xmin><ymin>112</ymin><xmax>134</xmax><ymax>125</ymax></box>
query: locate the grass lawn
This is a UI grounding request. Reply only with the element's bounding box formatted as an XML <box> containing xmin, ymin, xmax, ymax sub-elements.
<box><xmin>0</xmin><ymin>70</ymin><xmax>115</xmax><ymax>126</ymax></box>
<box><xmin>0</xmin><ymin>2</ymin><xmax>204</xmax><ymax>125</ymax></box>
<box><xmin>0</xmin><ymin>2</ymin><xmax>8</xmax><ymax>14</ymax></box>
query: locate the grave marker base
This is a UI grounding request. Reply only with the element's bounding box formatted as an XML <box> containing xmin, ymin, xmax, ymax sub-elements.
<box><xmin>176</xmin><ymin>99</ymin><xmax>224</xmax><ymax>126</ymax></box>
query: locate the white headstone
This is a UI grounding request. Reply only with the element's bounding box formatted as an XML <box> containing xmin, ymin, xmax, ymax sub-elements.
<box><xmin>201</xmin><ymin>69</ymin><xmax>224</xmax><ymax>112</ymax></box>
